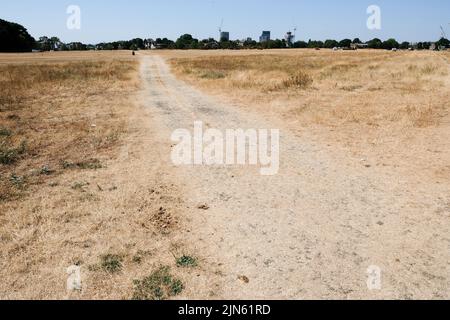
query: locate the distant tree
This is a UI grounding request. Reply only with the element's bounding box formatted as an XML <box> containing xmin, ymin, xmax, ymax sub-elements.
<box><xmin>129</xmin><ymin>38</ymin><xmax>144</xmax><ymax>50</ymax></box>
<box><xmin>191</xmin><ymin>40</ymin><xmax>201</xmax><ymax>49</ymax></box>
<box><xmin>243</xmin><ymin>39</ymin><xmax>258</xmax><ymax>49</ymax></box>
<box><xmin>221</xmin><ymin>40</ymin><xmax>241</xmax><ymax>50</ymax></box>
<box><xmin>381</xmin><ymin>38</ymin><xmax>399</xmax><ymax>50</ymax></box>
<box><xmin>104</xmin><ymin>43</ymin><xmax>115</xmax><ymax>50</ymax></box>
<box><xmin>38</xmin><ymin>36</ymin><xmax>51</xmax><ymax>51</ymax></box>
<box><xmin>153</xmin><ymin>37</ymin><xmax>175</xmax><ymax>49</ymax></box>
<box><xmin>260</xmin><ymin>39</ymin><xmax>285</xmax><ymax>49</ymax></box>
<box><xmin>307</xmin><ymin>40</ymin><xmax>324</xmax><ymax>48</ymax></box>
<box><xmin>273</xmin><ymin>39</ymin><xmax>286</xmax><ymax>48</ymax></box>
<box><xmin>0</xmin><ymin>19</ymin><xmax>35</xmax><ymax>52</ymax></box>
<box><xmin>176</xmin><ymin>34</ymin><xmax>198</xmax><ymax>49</ymax></box>
<box><xmin>338</xmin><ymin>39</ymin><xmax>352</xmax><ymax>48</ymax></box>
<box><xmin>416</xmin><ymin>42</ymin><xmax>432</xmax><ymax>50</ymax></box>
<box><xmin>367</xmin><ymin>38</ymin><xmax>383</xmax><ymax>49</ymax></box>
<box><xmin>59</xmin><ymin>43</ymin><xmax>69</xmax><ymax>51</ymax></box>
<box><xmin>200</xmin><ymin>38</ymin><xmax>219</xmax><ymax>50</ymax></box>
<box><xmin>352</xmin><ymin>38</ymin><xmax>362</xmax><ymax>44</ymax></box>
<box><xmin>423</xmin><ymin>42</ymin><xmax>432</xmax><ymax>50</ymax></box>
<box><xmin>50</xmin><ymin>37</ymin><xmax>62</xmax><ymax>50</ymax></box>
<box><xmin>436</xmin><ymin>37</ymin><xmax>450</xmax><ymax>48</ymax></box>
<box><xmin>67</xmin><ymin>42</ymin><xmax>87</xmax><ymax>51</ymax></box>
<box><xmin>400</xmin><ymin>41</ymin><xmax>410</xmax><ymax>50</ymax></box>
<box><xmin>37</xmin><ymin>36</ymin><xmax>64</xmax><ymax>51</ymax></box>
<box><xmin>293</xmin><ymin>41</ymin><xmax>308</xmax><ymax>48</ymax></box>
<box><xmin>324</xmin><ymin>39</ymin><xmax>339</xmax><ymax>48</ymax></box>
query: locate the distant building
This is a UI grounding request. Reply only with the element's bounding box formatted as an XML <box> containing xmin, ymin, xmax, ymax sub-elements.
<box><xmin>259</xmin><ymin>31</ymin><xmax>271</xmax><ymax>43</ymax></box>
<box><xmin>285</xmin><ymin>31</ymin><xmax>295</xmax><ymax>47</ymax></box>
<box><xmin>144</xmin><ymin>39</ymin><xmax>153</xmax><ymax>49</ymax></box>
<box><xmin>220</xmin><ymin>32</ymin><xmax>230</xmax><ymax>42</ymax></box>
<box><xmin>350</xmin><ymin>43</ymin><xmax>368</xmax><ymax>50</ymax></box>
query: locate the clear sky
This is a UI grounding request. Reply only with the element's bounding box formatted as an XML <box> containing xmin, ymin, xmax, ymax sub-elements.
<box><xmin>1</xmin><ymin>0</ymin><xmax>449</xmax><ymax>43</ymax></box>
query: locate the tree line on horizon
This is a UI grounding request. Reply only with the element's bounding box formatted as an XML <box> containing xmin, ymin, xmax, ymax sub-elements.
<box><xmin>1</xmin><ymin>18</ymin><xmax>450</xmax><ymax>52</ymax></box>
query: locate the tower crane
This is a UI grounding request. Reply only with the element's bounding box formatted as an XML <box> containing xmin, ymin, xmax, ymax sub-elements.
<box><xmin>218</xmin><ymin>19</ymin><xmax>224</xmax><ymax>40</ymax></box>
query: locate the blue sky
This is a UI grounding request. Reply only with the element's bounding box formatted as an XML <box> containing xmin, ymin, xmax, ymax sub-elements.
<box><xmin>1</xmin><ymin>0</ymin><xmax>449</xmax><ymax>43</ymax></box>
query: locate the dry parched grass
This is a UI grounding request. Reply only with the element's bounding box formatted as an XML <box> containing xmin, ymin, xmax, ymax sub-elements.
<box><xmin>171</xmin><ymin>50</ymin><xmax>450</xmax><ymax>129</ymax></box>
<box><xmin>277</xmin><ymin>71</ymin><xmax>313</xmax><ymax>90</ymax></box>
<box><xmin>0</xmin><ymin>60</ymin><xmax>138</xmax><ymax>201</ymax></box>
<box><xmin>171</xmin><ymin>54</ymin><xmax>319</xmax><ymax>92</ymax></box>
<box><xmin>0</xmin><ymin>54</ymin><xmax>211</xmax><ymax>300</ymax></box>
<box><xmin>168</xmin><ymin>49</ymin><xmax>450</xmax><ymax>192</ymax></box>
<box><xmin>0</xmin><ymin>61</ymin><xmax>135</xmax><ymax>112</ymax></box>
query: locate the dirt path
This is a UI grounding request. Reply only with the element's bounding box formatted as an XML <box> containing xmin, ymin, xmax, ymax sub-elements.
<box><xmin>139</xmin><ymin>54</ymin><xmax>449</xmax><ymax>299</ymax></box>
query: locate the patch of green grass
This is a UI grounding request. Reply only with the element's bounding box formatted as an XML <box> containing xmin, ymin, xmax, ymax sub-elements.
<box><xmin>176</xmin><ymin>255</ymin><xmax>198</xmax><ymax>268</ymax></box>
<box><xmin>169</xmin><ymin>279</ymin><xmax>184</xmax><ymax>296</ymax></box>
<box><xmin>0</xmin><ymin>128</ymin><xmax>12</xmax><ymax>137</ymax></box>
<box><xmin>71</xmin><ymin>181</ymin><xmax>89</xmax><ymax>191</ymax></box>
<box><xmin>0</xmin><ymin>141</ymin><xmax>26</xmax><ymax>165</ymax></box>
<box><xmin>132</xmin><ymin>266</ymin><xmax>184</xmax><ymax>300</ymax></box>
<box><xmin>132</xmin><ymin>255</ymin><xmax>143</xmax><ymax>264</ymax></box>
<box><xmin>40</xmin><ymin>165</ymin><xmax>54</xmax><ymax>176</ymax></box>
<box><xmin>0</xmin><ymin>148</ymin><xmax>18</xmax><ymax>165</ymax></box>
<box><xmin>9</xmin><ymin>173</ymin><xmax>26</xmax><ymax>189</ymax></box>
<box><xmin>100</xmin><ymin>254</ymin><xmax>123</xmax><ymax>273</ymax></box>
<box><xmin>200</xmin><ymin>70</ymin><xmax>226</xmax><ymax>79</ymax></box>
<box><xmin>61</xmin><ymin>160</ymin><xmax>74</xmax><ymax>169</ymax></box>
<box><xmin>61</xmin><ymin>158</ymin><xmax>103</xmax><ymax>170</ymax></box>
<box><xmin>76</xmin><ymin>158</ymin><xmax>103</xmax><ymax>170</ymax></box>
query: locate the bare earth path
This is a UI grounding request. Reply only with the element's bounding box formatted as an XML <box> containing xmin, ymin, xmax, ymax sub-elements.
<box><xmin>139</xmin><ymin>54</ymin><xmax>449</xmax><ymax>299</ymax></box>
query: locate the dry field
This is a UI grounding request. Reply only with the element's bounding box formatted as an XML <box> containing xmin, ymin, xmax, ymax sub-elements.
<box><xmin>143</xmin><ymin>50</ymin><xmax>449</xmax><ymax>299</ymax></box>
<box><xmin>168</xmin><ymin>49</ymin><xmax>450</xmax><ymax>186</ymax></box>
<box><xmin>1</xmin><ymin>49</ymin><xmax>449</xmax><ymax>300</ymax></box>
<box><xmin>0</xmin><ymin>51</ymin><xmax>219</xmax><ymax>299</ymax></box>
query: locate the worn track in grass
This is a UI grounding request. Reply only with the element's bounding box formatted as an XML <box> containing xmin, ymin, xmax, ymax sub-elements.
<box><xmin>140</xmin><ymin>53</ymin><xmax>449</xmax><ymax>299</ymax></box>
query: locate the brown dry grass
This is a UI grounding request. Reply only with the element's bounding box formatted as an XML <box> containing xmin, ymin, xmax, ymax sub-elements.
<box><xmin>0</xmin><ymin>52</ymin><xmax>219</xmax><ymax>300</ymax></box>
<box><xmin>170</xmin><ymin>50</ymin><xmax>449</xmax><ymax>128</ymax></box>
<box><xmin>169</xmin><ymin>49</ymin><xmax>450</xmax><ymax>183</ymax></box>
<box><xmin>1</xmin><ymin>49</ymin><xmax>448</xmax><ymax>299</ymax></box>
<box><xmin>0</xmin><ymin>60</ymin><xmax>137</xmax><ymax>200</ymax></box>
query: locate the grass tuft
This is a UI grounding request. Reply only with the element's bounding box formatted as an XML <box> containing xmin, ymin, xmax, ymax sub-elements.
<box><xmin>176</xmin><ymin>255</ymin><xmax>198</xmax><ymax>268</ymax></box>
<box><xmin>9</xmin><ymin>173</ymin><xmax>26</xmax><ymax>189</ymax></box>
<box><xmin>132</xmin><ymin>266</ymin><xmax>184</xmax><ymax>300</ymax></box>
<box><xmin>61</xmin><ymin>158</ymin><xmax>103</xmax><ymax>170</ymax></box>
<box><xmin>0</xmin><ymin>141</ymin><xmax>26</xmax><ymax>165</ymax></box>
<box><xmin>100</xmin><ymin>254</ymin><xmax>123</xmax><ymax>273</ymax></box>
<box><xmin>0</xmin><ymin>128</ymin><xmax>12</xmax><ymax>137</ymax></box>
<box><xmin>277</xmin><ymin>72</ymin><xmax>313</xmax><ymax>90</ymax></box>
<box><xmin>200</xmin><ymin>71</ymin><xmax>226</xmax><ymax>79</ymax></box>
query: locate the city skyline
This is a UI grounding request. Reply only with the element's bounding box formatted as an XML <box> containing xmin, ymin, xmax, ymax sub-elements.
<box><xmin>1</xmin><ymin>0</ymin><xmax>449</xmax><ymax>43</ymax></box>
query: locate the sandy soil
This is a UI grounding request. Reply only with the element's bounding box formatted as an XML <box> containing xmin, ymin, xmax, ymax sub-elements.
<box><xmin>1</xmin><ymin>50</ymin><xmax>448</xmax><ymax>300</ymax></box>
<box><xmin>138</xmin><ymin>52</ymin><xmax>449</xmax><ymax>299</ymax></box>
